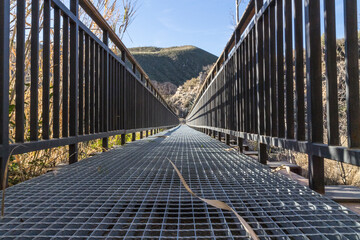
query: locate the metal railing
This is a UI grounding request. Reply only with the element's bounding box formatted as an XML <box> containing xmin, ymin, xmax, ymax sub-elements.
<box><xmin>0</xmin><ymin>0</ymin><xmax>178</xmax><ymax>184</ymax></box>
<box><xmin>187</xmin><ymin>0</ymin><xmax>359</xmax><ymax>193</ymax></box>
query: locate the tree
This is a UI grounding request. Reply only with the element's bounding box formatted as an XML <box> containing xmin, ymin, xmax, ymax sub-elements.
<box><xmin>233</xmin><ymin>0</ymin><xmax>249</xmax><ymax>28</ymax></box>
<box><xmin>235</xmin><ymin>0</ymin><xmax>240</xmax><ymax>24</ymax></box>
<box><xmin>81</xmin><ymin>0</ymin><xmax>138</xmax><ymax>39</ymax></box>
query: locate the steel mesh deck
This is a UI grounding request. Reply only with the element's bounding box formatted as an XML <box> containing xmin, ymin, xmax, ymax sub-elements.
<box><xmin>0</xmin><ymin>125</ymin><xmax>359</xmax><ymax>239</ymax></box>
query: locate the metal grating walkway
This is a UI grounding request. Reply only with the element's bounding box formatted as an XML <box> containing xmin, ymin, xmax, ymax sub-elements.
<box><xmin>1</xmin><ymin>125</ymin><xmax>360</xmax><ymax>239</ymax></box>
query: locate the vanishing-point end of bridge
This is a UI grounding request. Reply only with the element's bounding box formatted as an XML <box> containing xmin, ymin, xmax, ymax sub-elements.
<box><xmin>0</xmin><ymin>126</ymin><xmax>359</xmax><ymax>239</ymax></box>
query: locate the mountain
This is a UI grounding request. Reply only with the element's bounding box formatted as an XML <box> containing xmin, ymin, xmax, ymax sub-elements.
<box><xmin>129</xmin><ymin>46</ymin><xmax>217</xmax><ymax>86</ymax></box>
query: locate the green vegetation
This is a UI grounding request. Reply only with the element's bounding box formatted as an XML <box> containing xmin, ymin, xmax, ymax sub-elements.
<box><xmin>129</xmin><ymin>46</ymin><xmax>217</xmax><ymax>86</ymax></box>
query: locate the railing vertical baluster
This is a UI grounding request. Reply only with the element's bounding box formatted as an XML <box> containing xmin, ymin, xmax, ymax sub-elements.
<box><xmin>324</xmin><ymin>0</ymin><xmax>339</xmax><ymax>146</ymax></box>
<box><xmin>294</xmin><ymin>0</ymin><xmax>305</xmax><ymax>141</ymax></box>
<box><xmin>131</xmin><ymin>67</ymin><xmax>135</xmax><ymax>138</ymax></box>
<box><xmin>264</xmin><ymin>11</ymin><xmax>270</xmax><ymax>136</ymax></box>
<box><xmin>285</xmin><ymin>0</ymin><xmax>294</xmax><ymax>139</ymax></box>
<box><xmin>113</xmin><ymin>58</ymin><xmax>116</xmax><ymax>130</ymax></box>
<box><xmin>85</xmin><ymin>34</ymin><xmax>90</xmax><ymax>134</ymax></box>
<box><xmin>95</xmin><ymin>43</ymin><xmax>99</xmax><ymax>133</ymax></box>
<box><xmin>116</xmin><ymin>62</ymin><xmax>119</xmax><ymax>130</ymax></box>
<box><xmin>270</xmin><ymin>4</ymin><xmax>277</xmax><ymax>137</ymax></box>
<box><xmin>121</xmin><ymin>52</ymin><xmax>126</xmax><ymax>145</ymax></box>
<box><xmin>53</xmin><ymin>7</ymin><xmax>61</xmax><ymax>139</ymax></box>
<box><xmin>79</xmin><ymin>30</ymin><xmax>84</xmax><ymax>135</ymax></box>
<box><xmin>69</xmin><ymin>0</ymin><xmax>79</xmax><ymax>164</ymax></box>
<box><xmin>249</xmin><ymin>31</ymin><xmax>254</xmax><ymax>134</ymax></box>
<box><xmin>237</xmin><ymin>46</ymin><xmax>242</xmax><ymax>141</ymax></box>
<box><xmin>42</xmin><ymin>0</ymin><xmax>51</xmax><ymax>140</ymax></box>
<box><xmin>109</xmin><ymin>57</ymin><xmax>113</xmax><ymax>131</ymax></box>
<box><xmin>62</xmin><ymin>16</ymin><xmax>69</xmax><ymax>138</ymax></box>
<box><xmin>126</xmin><ymin>73</ymin><xmax>130</xmax><ymax>131</ymax></box>
<box><xmin>100</xmin><ymin>46</ymin><xmax>104</xmax><ymax>132</ymax></box>
<box><xmin>15</xmin><ymin>0</ymin><xmax>25</xmax><ymax>143</ymax></box>
<box><xmin>220</xmin><ymin>67</ymin><xmax>224</xmax><ymax>130</ymax></box>
<box><xmin>90</xmin><ymin>39</ymin><xmax>95</xmax><ymax>134</ymax></box>
<box><xmin>257</xmin><ymin>15</ymin><xmax>264</xmax><ymax>136</ymax></box>
<box><xmin>276</xmin><ymin>0</ymin><xmax>285</xmax><ymax>138</ymax></box>
<box><xmin>252</xmin><ymin>29</ymin><xmax>258</xmax><ymax>134</ymax></box>
<box><xmin>113</xmin><ymin>59</ymin><xmax>117</xmax><ymax>130</ymax></box>
<box><xmin>241</xmin><ymin>44</ymin><xmax>245</xmax><ymax>133</ymax></box>
<box><xmin>305</xmin><ymin>0</ymin><xmax>324</xmax><ymax>193</ymax></box>
<box><xmin>30</xmin><ymin>0</ymin><xmax>39</xmax><ymax>141</ymax></box>
<box><xmin>0</xmin><ymin>0</ymin><xmax>10</xmax><ymax>188</ymax></box>
<box><xmin>224</xmin><ymin>52</ymin><xmax>230</xmax><ymax>145</ymax></box>
<box><xmin>102</xmin><ymin>31</ymin><xmax>109</xmax><ymax>150</ymax></box>
<box><xmin>344</xmin><ymin>0</ymin><xmax>360</xmax><ymax>148</ymax></box>
<box><xmin>244</xmin><ymin>37</ymin><xmax>249</xmax><ymax>133</ymax></box>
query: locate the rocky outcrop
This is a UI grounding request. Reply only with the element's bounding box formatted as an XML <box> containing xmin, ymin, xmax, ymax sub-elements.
<box><xmin>167</xmin><ymin>65</ymin><xmax>212</xmax><ymax>118</ymax></box>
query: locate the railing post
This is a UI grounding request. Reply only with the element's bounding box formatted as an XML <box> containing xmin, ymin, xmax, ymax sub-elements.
<box><xmin>146</xmin><ymin>130</ymin><xmax>149</xmax><ymax>137</ymax></box>
<box><xmin>132</xmin><ymin>132</ymin><xmax>136</xmax><ymax>141</ymax></box>
<box><xmin>121</xmin><ymin>134</ymin><xmax>126</xmax><ymax>145</ymax></box>
<box><xmin>225</xmin><ymin>134</ymin><xmax>230</xmax><ymax>145</ymax></box>
<box><xmin>237</xmin><ymin>137</ymin><xmax>243</xmax><ymax>153</ymax></box>
<box><xmin>305</xmin><ymin>0</ymin><xmax>324</xmax><ymax>194</ymax></box>
<box><xmin>218</xmin><ymin>132</ymin><xmax>221</xmax><ymax>141</ymax></box>
<box><xmin>140</xmin><ymin>131</ymin><xmax>143</xmax><ymax>139</ymax></box>
<box><xmin>101</xmin><ymin>30</ymin><xmax>109</xmax><ymax>151</ymax></box>
<box><xmin>69</xmin><ymin>0</ymin><xmax>79</xmax><ymax>164</ymax></box>
<box><xmin>0</xmin><ymin>0</ymin><xmax>10</xmax><ymax>189</ymax></box>
<box><xmin>255</xmin><ymin>0</ymin><xmax>267</xmax><ymax>165</ymax></box>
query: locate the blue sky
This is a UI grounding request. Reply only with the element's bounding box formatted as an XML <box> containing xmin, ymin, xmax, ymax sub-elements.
<box><xmin>122</xmin><ymin>0</ymin><xmax>248</xmax><ymax>56</ymax></box>
<box><xmin>122</xmin><ymin>0</ymin><xmax>360</xmax><ymax>57</ymax></box>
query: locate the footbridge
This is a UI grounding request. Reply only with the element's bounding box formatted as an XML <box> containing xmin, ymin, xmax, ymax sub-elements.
<box><xmin>0</xmin><ymin>0</ymin><xmax>360</xmax><ymax>239</ymax></box>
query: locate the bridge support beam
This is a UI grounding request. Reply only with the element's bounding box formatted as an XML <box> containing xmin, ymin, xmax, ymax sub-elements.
<box><xmin>217</xmin><ymin>132</ymin><xmax>221</xmax><ymax>141</ymax></box>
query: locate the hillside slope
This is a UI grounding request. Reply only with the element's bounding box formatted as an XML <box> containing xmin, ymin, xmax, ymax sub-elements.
<box><xmin>129</xmin><ymin>46</ymin><xmax>217</xmax><ymax>86</ymax></box>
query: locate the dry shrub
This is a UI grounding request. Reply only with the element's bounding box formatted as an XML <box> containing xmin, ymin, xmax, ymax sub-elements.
<box><xmin>277</xmin><ymin>151</ymin><xmax>360</xmax><ymax>187</ymax></box>
<box><xmin>8</xmin><ymin>130</ymin><xmax>157</xmax><ymax>186</ymax></box>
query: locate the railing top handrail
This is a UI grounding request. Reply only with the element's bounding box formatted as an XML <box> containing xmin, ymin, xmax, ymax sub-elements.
<box><xmin>187</xmin><ymin>0</ymin><xmax>255</xmax><ymax>117</ymax></box>
<box><xmin>79</xmin><ymin>0</ymin><xmax>177</xmax><ymax>116</ymax></box>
